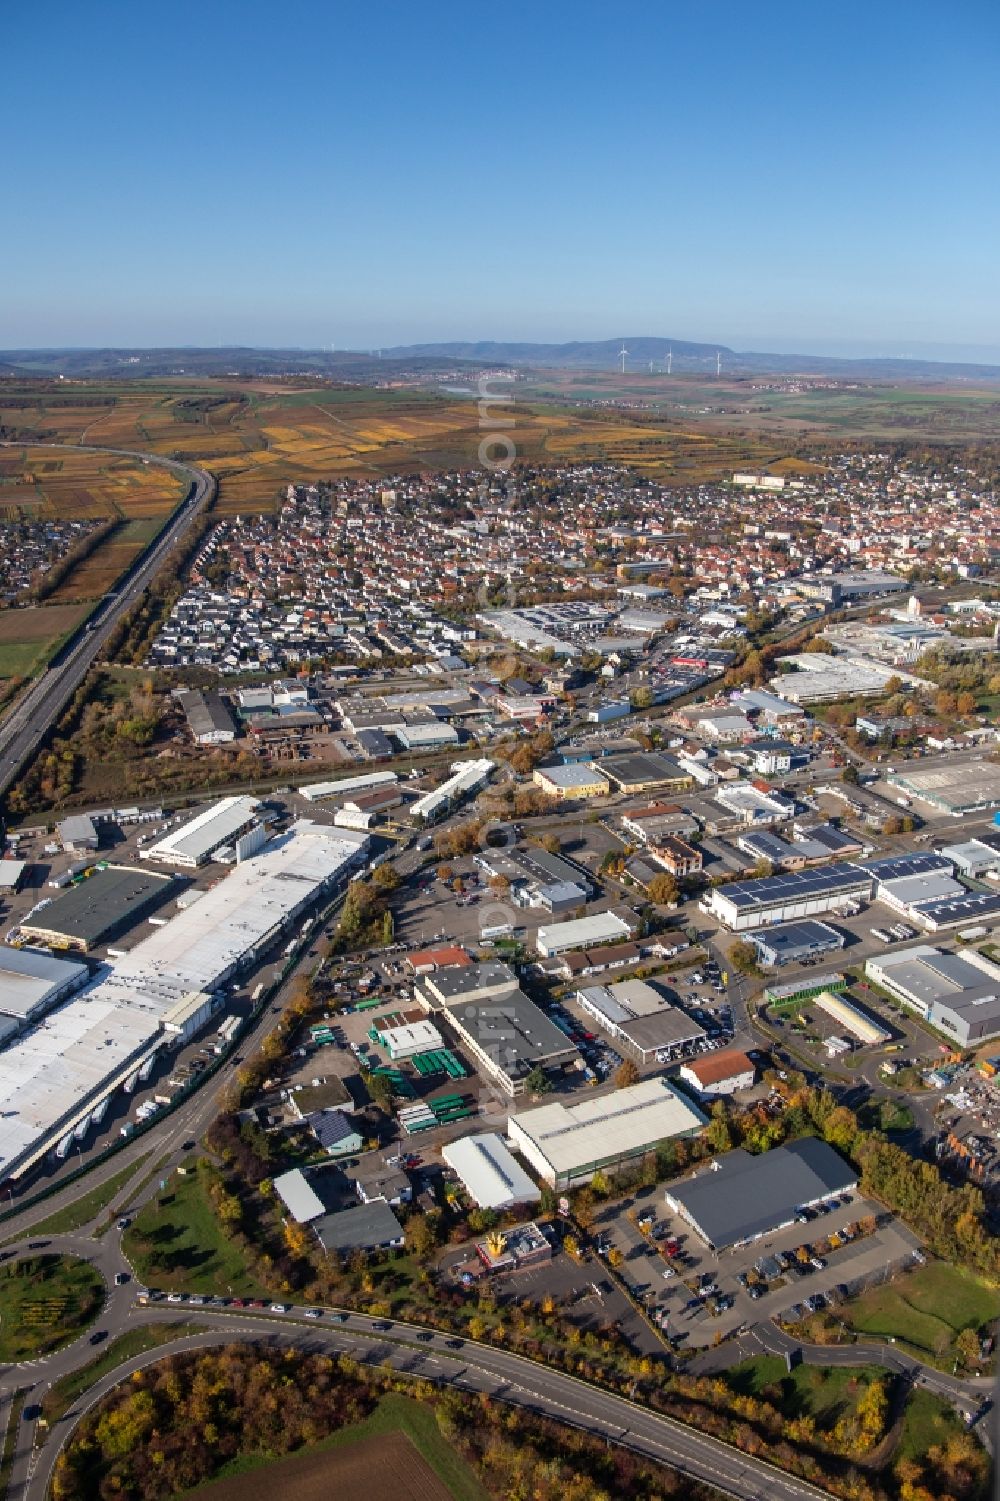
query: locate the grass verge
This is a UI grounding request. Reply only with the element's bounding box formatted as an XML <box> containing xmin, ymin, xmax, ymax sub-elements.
<box><xmin>0</xmin><ymin>1255</ymin><xmax>103</xmax><ymax>1362</ymax></box>
<box><xmin>6</xmin><ymin>1157</ymin><xmax>150</xmax><ymax>1241</ymax></box>
<box><xmin>122</xmin><ymin>1167</ymin><xmax>268</xmax><ymax>1298</ymax></box>
<box><xmin>843</xmin><ymin>1261</ymin><xmax>1000</xmax><ymax>1369</ymax></box>
<box><xmin>41</xmin><ymin>1322</ymin><xmax>207</xmax><ymax>1424</ymax></box>
<box><xmin>0</xmin><ymin>1392</ymin><xmax>26</xmax><ymax>1501</ymax></box>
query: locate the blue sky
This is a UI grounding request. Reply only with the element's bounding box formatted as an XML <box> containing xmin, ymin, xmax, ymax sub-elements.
<box><xmin>4</xmin><ymin>0</ymin><xmax>998</xmax><ymax>358</ymax></box>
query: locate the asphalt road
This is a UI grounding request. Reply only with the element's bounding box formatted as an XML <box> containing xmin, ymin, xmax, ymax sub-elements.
<box><xmin>0</xmin><ymin>442</ymin><xmax>215</xmax><ymax>797</ymax></box>
<box><xmin>6</xmin><ymin>1290</ymin><xmax>839</xmax><ymax>1501</ymax></box>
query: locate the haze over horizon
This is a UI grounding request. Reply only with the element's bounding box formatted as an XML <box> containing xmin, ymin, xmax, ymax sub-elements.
<box><xmin>3</xmin><ymin>0</ymin><xmax>998</xmax><ymax>361</ymax></box>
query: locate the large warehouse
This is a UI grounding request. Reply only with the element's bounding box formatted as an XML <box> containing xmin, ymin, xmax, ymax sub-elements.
<box><xmin>444</xmin><ymin>989</ymin><xmax>577</xmax><ymax>1095</ymax></box>
<box><xmin>19</xmin><ymin>865</ymin><xmax>176</xmax><ymax>952</ymax></box>
<box><xmin>442</xmin><ymin>1132</ymin><xmax>541</xmax><ymax>1210</ymax></box>
<box><xmin>666</xmin><ymin>1139</ymin><xmax>858</xmax><ymax>1250</ymax></box>
<box><xmin>576</xmin><ymin>978</ymin><xmax>705</xmax><ymax>1062</ymax></box>
<box><xmin>887</xmin><ymin>760</ymin><xmax>1000</xmax><ymax>816</ymax></box>
<box><xmin>866</xmin><ymin>945</ymin><xmax>1000</xmax><ymax>1047</ymax></box>
<box><xmin>0</xmin><ymin>946</ymin><xmax>90</xmax><ymax>1023</ymax></box>
<box><xmin>536</xmin><ymin>911</ymin><xmax>634</xmax><ymax>957</ymax></box>
<box><xmin>507</xmin><ymin>1076</ymin><xmax>706</xmax><ymax>1189</ymax></box>
<box><xmin>702</xmin><ymin>864</ymin><xmax>872</xmax><ymax>932</ymax></box>
<box><xmin>0</xmin><ymin>820</ymin><xmax>369</xmax><ymax>1182</ymax></box>
<box><xmin>600</xmin><ymin>752</ymin><xmax>693</xmax><ymax>795</ymax></box>
<box><xmin>141</xmin><ymin>796</ymin><xmax>262</xmax><ymax>867</ymax></box>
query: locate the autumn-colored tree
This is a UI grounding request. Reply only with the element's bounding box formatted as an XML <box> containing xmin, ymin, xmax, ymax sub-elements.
<box><xmin>614</xmin><ymin>1058</ymin><xmax>640</xmax><ymax>1089</ymax></box>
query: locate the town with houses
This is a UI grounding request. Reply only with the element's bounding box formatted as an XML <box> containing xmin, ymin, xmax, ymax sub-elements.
<box><xmin>1</xmin><ymin>447</ymin><xmax>999</xmax><ymax>1493</ymax></box>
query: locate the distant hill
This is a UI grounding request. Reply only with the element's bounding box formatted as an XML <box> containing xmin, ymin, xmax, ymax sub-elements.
<box><xmin>1</xmin><ymin>341</ymin><xmax>999</xmax><ymax>383</ymax></box>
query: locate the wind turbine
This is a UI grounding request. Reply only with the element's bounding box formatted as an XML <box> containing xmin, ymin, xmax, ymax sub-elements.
<box><xmin>619</xmin><ymin>343</ymin><xmax>628</xmax><ymax>374</ymax></box>
<box><xmin>716</xmin><ymin>350</ymin><xmax>722</xmax><ymax>377</ymax></box>
<box><xmin>667</xmin><ymin>347</ymin><xmax>673</xmax><ymax>375</ymax></box>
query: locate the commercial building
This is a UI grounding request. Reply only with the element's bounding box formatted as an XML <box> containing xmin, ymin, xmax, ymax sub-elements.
<box><xmin>314</xmin><ymin>1200</ymin><xmax>406</xmax><ymax>1255</ymax></box>
<box><xmin>274</xmin><ymin>1167</ymin><xmax>326</xmax><ymax>1223</ymax></box>
<box><xmin>763</xmin><ymin>973</ymin><xmax>848</xmax><ymax>1012</ymax></box>
<box><xmin>748</xmin><ymin>919</ymin><xmax>845</xmax><ymax>968</ymax></box>
<box><xmin>19</xmin><ymin>865</ymin><xmax>176</xmax><ymax>952</ymax></box>
<box><xmin>307</xmin><ymin>1110</ymin><xmax>364</xmax><ymax>1157</ymax></box>
<box><xmin>812</xmin><ymin>990</ymin><xmax>889</xmax><ymax>1046</ymax></box>
<box><xmin>141</xmin><ymin>796</ymin><xmax>262</xmax><ymax>868</ymax></box>
<box><xmin>57</xmin><ymin>813</ymin><xmax>101</xmax><ymax>852</ymax></box>
<box><xmin>866</xmin><ymin>851</ymin><xmax>1000</xmax><ymax>931</ymax></box>
<box><xmin>372</xmin><ymin>1017</ymin><xmax>443</xmax><ymax>1061</ymax></box>
<box><xmin>652</xmin><ymin>834</ymin><xmax>703</xmax><ymax>878</ymax></box>
<box><xmin>866</xmin><ymin>945</ymin><xmax>1000</xmax><ymax>1047</ymax></box>
<box><xmin>798</xmin><ymin>570</ymin><xmax>907</xmax><ymax>606</ymax></box>
<box><xmin>533</xmin><ymin>763</ymin><xmax>611</xmax><ymax>800</ymax></box>
<box><xmin>941</xmin><ymin>840</ymin><xmax>1000</xmax><ymax>880</ymax></box>
<box><xmin>0</xmin><ymin>861</ymin><xmax>27</xmax><ymax>894</ymax></box>
<box><xmin>409</xmin><ymin>758</ymin><xmax>495</xmax><ymax>824</ymax></box>
<box><xmin>444</xmin><ymin>990</ymin><xmax>577</xmax><ymax>1096</ymax></box>
<box><xmin>536</xmin><ymin>911</ymin><xmax>634</xmax><ymax>957</ymax></box>
<box><xmin>0</xmin><ymin>945</ymin><xmax>90</xmax><ymax>1024</ymax></box>
<box><xmin>702</xmin><ymin>864</ymin><xmax>871</xmax><ymax>933</ymax></box>
<box><xmin>442</xmin><ymin>1132</ymin><xmax>542</xmax><ymax>1210</ymax></box>
<box><xmin>0</xmin><ymin>820</ymin><xmax>368</xmax><ymax>1181</ymax></box>
<box><xmin>576</xmin><ymin>978</ymin><xmax>705</xmax><ymax>1062</ymax></box>
<box><xmin>301</xmin><ymin>771</ymin><xmax>399</xmax><ymax>803</ymax></box>
<box><xmin>416</xmin><ymin>960</ymin><xmax>517</xmax><ymax>1012</ymax></box>
<box><xmin>665</xmin><ymin>1139</ymin><xmax>858</xmax><ymax>1250</ymax></box>
<box><xmin>888</xmin><ymin>760</ymin><xmax>1000</xmax><ymax>816</ymax></box>
<box><xmin>177</xmin><ymin>688</ymin><xmax>236</xmax><ymax>745</ymax></box>
<box><xmin>600</xmin><ymin>753</ymin><xmax>693</xmax><ymax>795</ymax></box>
<box><xmin>507</xmin><ymin>1076</ymin><xmax>707</xmax><ymax>1189</ymax></box>
<box><xmin>679</xmin><ymin>1049</ymin><xmax>756</xmax><ymax>1097</ymax></box>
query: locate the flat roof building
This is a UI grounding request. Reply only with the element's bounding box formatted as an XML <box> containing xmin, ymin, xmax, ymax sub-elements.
<box><xmin>666</xmin><ymin>1139</ymin><xmax>857</xmax><ymax>1250</ymax></box>
<box><xmin>0</xmin><ymin>820</ymin><xmax>368</xmax><ymax>1181</ymax></box>
<box><xmin>273</xmin><ymin>1167</ymin><xmax>325</xmax><ymax>1223</ymax></box>
<box><xmin>748</xmin><ymin>919</ymin><xmax>846</xmax><ymax>968</ymax></box>
<box><xmin>888</xmin><ymin>760</ymin><xmax>1000</xmax><ymax>816</ymax></box>
<box><xmin>444</xmin><ymin>989</ymin><xmax>577</xmax><ymax>1096</ymax></box>
<box><xmin>601</xmin><ymin>752</ymin><xmax>693</xmax><ymax>795</ymax></box>
<box><xmin>507</xmin><ymin>1076</ymin><xmax>707</xmax><ymax>1189</ymax></box>
<box><xmin>533</xmin><ymin>763</ymin><xmax>611</xmax><ymax>800</ymax></box>
<box><xmin>702</xmin><ymin>864</ymin><xmax>872</xmax><ymax>932</ymax></box>
<box><xmin>57</xmin><ymin>814</ymin><xmax>100</xmax><ymax>852</ymax></box>
<box><xmin>19</xmin><ymin>865</ymin><xmax>176</xmax><ymax>952</ymax></box>
<box><xmin>442</xmin><ymin>1132</ymin><xmax>542</xmax><ymax>1210</ymax></box>
<box><xmin>577</xmin><ymin>978</ymin><xmax>705</xmax><ymax>1062</ymax></box>
<box><xmin>177</xmin><ymin>688</ymin><xmax>236</xmax><ymax>745</ymax></box>
<box><xmin>0</xmin><ymin>945</ymin><xmax>90</xmax><ymax>1022</ymax></box>
<box><xmin>536</xmin><ymin>911</ymin><xmax>633</xmax><ymax>957</ymax></box>
<box><xmin>813</xmin><ymin>990</ymin><xmax>890</xmax><ymax>1047</ymax></box>
<box><xmin>141</xmin><ymin>796</ymin><xmax>261</xmax><ymax>868</ymax></box>
<box><xmin>866</xmin><ymin>945</ymin><xmax>1000</xmax><ymax>1047</ymax></box>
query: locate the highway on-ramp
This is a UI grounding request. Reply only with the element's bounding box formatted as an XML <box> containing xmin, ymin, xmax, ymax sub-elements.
<box><xmin>0</xmin><ymin>443</ymin><xmax>215</xmax><ymax>798</ymax></box>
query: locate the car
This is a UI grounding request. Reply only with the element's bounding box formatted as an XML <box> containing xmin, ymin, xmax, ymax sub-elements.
<box><xmin>661</xmin><ymin>1267</ymin><xmax>675</xmax><ymax>1279</ymax></box>
<box><xmin>330</xmin><ymin>1312</ymin><xmax>349</xmax><ymax>1322</ymax></box>
<box><xmin>27</xmin><ymin>1240</ymin><xmax>49</xmax><ymax>1250</ymax></box>
<box><xmin>114</xmin><ymin>1272</ymin><xmax>129</xmax><ymax>1286</ymax></box>
<box><xmin>22</xmin><ymin>1404</ymin><xmax>40</xmax><ymax>1423</ymax></box>
<box><xmin>810</xmin><ymin>1256</ymin><xmax>827</xmax><ymax>1271</ymax></box>
<box><xmin>249</xmin><ymin>1298</ymin><xmax>266</xmax><ymax>1308</ymax></box>
<box><xmin>167</xmin><ymin>1292</ymin><xmax>185</xmax><ymax>1303</ymax></box>
<box><xmin>90</xmin><ymin>1330</ymin><xmax>108</xmax><ymax>1345</ymax></box>
<box><xmin>188</xmin><ymin>1294</ymin><xmax>207</xmax><ymax>1306</ymax></box>
<box><xmin>371</xmin><ymin>1319</ymin><xmax>391</xmax><ymax>1330</ymax></box>
<box><xmin>416</xmin><ymin>1330</ymin><xmax>434</xmax><ymax>1341</ymax></box>
<box><xmin>269</xmin><ymin>1302</ymin><xmax>290</xmax><ymax>1313</ymax></box>
<box><xmin>182</xmin><ymin>1140</ymin><xmax>196</xmax><ymax>1150</ymax></box>
<box><xmin>230</xmin><ymin>1297</ymin><xmax>247</xmax><ymax>1308</ymax></box>
<box><xmin>748</xmin><ymin>1285</ymin><xmax>764</xmax><ymax>1300</ymax></box>
<box><xmin>445</xmin><ymin>1337</ymin><xmax>464</xmax><ymax>1348</ymax></box>
<box><xmin>116</xmin><ymin>1217</ymin><xmax>131</xmax><ymax>1231</ymax></box>
<box><xmin>304</xmin><ymin>1308</ymin><xmax>322</xmax><ymax>1319</ymax></box>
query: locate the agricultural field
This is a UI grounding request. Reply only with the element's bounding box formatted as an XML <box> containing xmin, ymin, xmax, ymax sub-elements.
<box><xmin>0</xmin><ymin>600</ymin><xmax>93</xmax><ymax>680</ymax></box>
<box><xmin>188</xmin><ymin>1411</ymin><xmax>483</xmax><ymax>1501</ymax></box>
<box><xmin>0</xmin><ymin>444</ymin><xmax>185</xmax><ymax>522</ymax></box>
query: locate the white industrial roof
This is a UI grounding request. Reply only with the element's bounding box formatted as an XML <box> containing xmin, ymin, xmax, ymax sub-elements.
<box><xmin>0</xmin><ymin>861</ymin><xmax>26</xmax><ymax>889</ymax></box>
<box><xmin>536</xmin><ymin>911</ymin><xmax>632</xmax><ymax>951</ymax></box>
<box><xmin>442</xmin><ymin>1132</ymin><xmax>541</xmax><ymax>1210</ymax></box>
<box><xmin>0</xmin><ymin>821</ymin><xmax>367</xmax><ymax>1178</ymax></box>
<box><xmin>536</xmin><ymin>763</ymin><xmax>610</xmax><ymax>789</ymax></box>
<box><xmin>274</xmin><ymin>1167</ymin><xmax>326</xmax><ymax>1223</ymax></box>
<box><xmin>509</xmin><ymin>1077</ymin><xmax>706</xmax><ymax>1173</ymax></box>
<box><xmin>0</xmin><ymin>945</ymin><xmax>88</xmax><ymax>1019</ymax></box>
<box><xmin>143</xmin><ymin>796</ymin><xmax>259</xmax><ymax>864</ymax></box>
<box><xmin>411</xmin><ymin>759</ymin><xmax>493</xmax><ymax>819</ymax></box>
<box><xmin>300</xmin><ymin>771</ymin><xmax>398</xmax><ymax>802</ymax></box>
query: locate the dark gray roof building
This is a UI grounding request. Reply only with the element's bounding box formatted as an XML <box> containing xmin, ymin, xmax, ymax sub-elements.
<box><xmin>313</xmin><ymin>1199</ymin><xmax>405</xmax><ymax>1255</ymax></box>
<box><xmin>665</xmin><ymin>1139</ymin><xmax>857</xmax><ymax>1249</ymax></box>
<box><xmin>19</xmin><ymin>866</ymin><xmax>176</xmax><ymax>952</ymax></box>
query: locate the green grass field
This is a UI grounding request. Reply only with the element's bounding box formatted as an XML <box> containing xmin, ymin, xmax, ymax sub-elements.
<box><xmin>0</xmin><ymin>1254</ymin><xmax>103</xmax><ymax>1361</ymax></box>
<box><xmin>844</xmin><ymin>1262</ymin><xmax>1000</xmax><ymax>1365</ymax></box>
<box><xmin>894</xmin><ymin>1386</ymin><xmax>975</xmax><ymax>1467</ymax></box>
<box><xmin>726</xmin><ymin>1355</ymin><xmax>885</xmax><ymax>1429</ymax></box>
<box><xmin>187</xmin><ymin>1393</ymin><xmax>490</xmax><ymax>1501</ymax></box>
<box><xmin>122</xmin><ymin>1166</ymin><xmax>268</xmax><ymax>1298</ymax></box>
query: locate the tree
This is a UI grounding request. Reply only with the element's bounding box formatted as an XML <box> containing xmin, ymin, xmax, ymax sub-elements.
<box><xmin>955</xmin><ymin>1324</ymin><xmax>982</xmax><ymax>1368</ymax></box>
<box><xmin>728</xmin><ymin>940</ymin><xmax>760</xmax><ymax>976</ymax></box>
<box><xmin>631</xmin><ymin>685</ymin><xmax>652</xmax><ymax>710</ymax></box>
<box><xmin>956</xmin><ymin>690</ymin><xmax>977</xmax><ymax>716</ymax></box>
<box><xmin>373</xmin><ymin>862</ymin><xmax>399</xmax><ymax>890</ymax></box>
<box><xmin>381</xmin><ymin>910</ymin><xmax>394</xmax><ymax>946</ymax></box>
<box><xmin>614</xmin><ymin>1059</ymin><xmax>640</xmax><ymax>1089</ymax></box>
<box><xmin>525</xmin><ymin>1065</ymin><xmax>552</xmax><ymax>1094</ymax></box>
<box><xmin>707</xmin><ymin>1101</ymin><xmax>734</xmax><ymax>1153</ymax></box>
<box><xmin>646</xmin><ymin>872</ymin><xmax>679</xmax><ymax>905</ymax></box>
<box><xmin>841</xmin><ymin>763</ymin><xmax>860</xmax><ymax>785</ymax></box>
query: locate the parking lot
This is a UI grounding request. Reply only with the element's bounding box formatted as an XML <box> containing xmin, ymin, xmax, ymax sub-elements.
<box><xmin>593</xmin><ymin>1188</ymin><xmax>921</xmax><ymax>1346</ymax></box>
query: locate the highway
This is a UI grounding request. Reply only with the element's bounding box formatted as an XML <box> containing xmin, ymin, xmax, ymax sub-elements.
<box><xmin>0</xmin><ymin>443</ymin><xmax>215</xmax><ymax>798</ymax></box>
